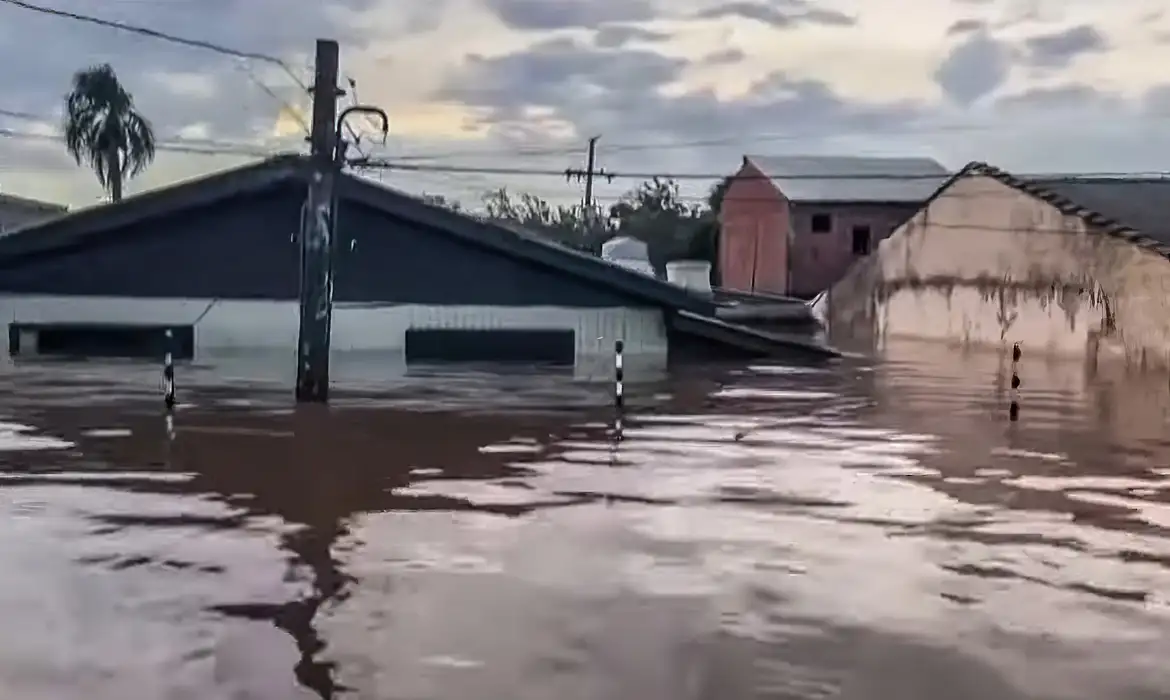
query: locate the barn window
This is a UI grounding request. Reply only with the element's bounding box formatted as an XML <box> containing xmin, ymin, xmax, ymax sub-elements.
<box><xmin>810</xmin><ymin>213</ymin><xmax>832</xmax><ymax>233</ymax></box>
<box><xmin>9</xmin><ymin>324</ymin><xmax>194</xmax><ymax>360</ymax></box>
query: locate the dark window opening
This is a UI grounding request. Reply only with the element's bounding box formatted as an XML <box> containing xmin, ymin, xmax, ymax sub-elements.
<box><xmin>405</xmin><ymin>328</ymin><xmax>575</xmax><ymax>365</ymax></box>
<box><xmin>9</xmin><ymin>324</ymin><xmax>194</xmax><ymax>360</ymax></box>
<box><xmin>810</xmin><ymin>213</ymin><xmax>832</xmax><ymax>233</ymax></box>
<box><xmin>851</xmin><ymin>225</ymin><xmax>871</xmax><ymax>255</ymax></box>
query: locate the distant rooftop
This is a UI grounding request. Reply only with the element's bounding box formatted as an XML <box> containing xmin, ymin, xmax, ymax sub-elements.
<box><xmin>1023</xmin><ymin>176</ymin><xmax>1170</xmax><ymax>246</ymax></box>
<box><xmin>0</xmin><ymin>191</ymin><xmax>68</xmax><ymax>214</ymax></box>
<box><xmin>746</xmin><ymin>155</ymin><xmax>949</xmax><ymax>203</ymax></box>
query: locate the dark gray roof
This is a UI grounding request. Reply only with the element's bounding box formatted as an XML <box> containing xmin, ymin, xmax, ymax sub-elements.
<box><xmin>1023</xmin><ymin>177</ymin><xmax>1170</xmax><ymax>245</ymax></box>
<box><xmin>0</xmin><ymin>155</ymin><xmax>712</xmax><ymax>314</ymax></box>
<box><xmin>919</xmin><ymin>162</ymin><xmax>1170</xmax><ymax>264</ymax></box>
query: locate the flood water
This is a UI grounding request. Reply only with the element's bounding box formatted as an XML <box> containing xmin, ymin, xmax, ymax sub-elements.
<box><xmin>0</xmin><ymin>343</ymin><xmax>1168</xmax><ymax>699</ymax></box>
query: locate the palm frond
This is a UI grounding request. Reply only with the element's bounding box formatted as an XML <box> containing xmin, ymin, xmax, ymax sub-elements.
<box><xmin>61</xmin><ymin>62</ymin><xmax>154</xmax><ymax>198</ymax></box>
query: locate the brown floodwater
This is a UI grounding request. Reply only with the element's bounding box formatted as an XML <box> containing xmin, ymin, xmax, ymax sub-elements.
<box><xmin>0</xmin><ymin>344</ymin><xmax>1167</xmax><ymax>699</ymax></box>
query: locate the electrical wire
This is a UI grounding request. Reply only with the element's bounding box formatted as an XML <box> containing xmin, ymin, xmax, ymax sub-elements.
<box><xmin>0</xmin><ymin>127</ymin><xmax>283</xmax><ymax>157</ymax></box>
<box><xmin>0</xmin><ymin>0</ymin><xmax>312</xmax><ymax>135</ymax></box>
<box><xmin>357</xmin><ymin>118</ymin><xmax>1153</xmax><ymax>163</ymax></box>
<box><xmin>0</xmin><ymin>0</ymin><xmax>302</xmax><ymax>78</ymax></box>
<box><xmin>231</xmin><ymin>60</ymin><xmax>309</xmax><ymax>134</ymax></box>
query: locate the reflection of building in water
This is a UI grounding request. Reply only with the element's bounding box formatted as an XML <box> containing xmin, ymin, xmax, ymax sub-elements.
<box><xmin>6</xmin><ymin>399</ymin><xmax>602</xmax><ymax>698</ymax></box>
<box><xmin>861</xmin><ymin>339</ymin><xmax>1170</xmax><ymax>538</ymax></box>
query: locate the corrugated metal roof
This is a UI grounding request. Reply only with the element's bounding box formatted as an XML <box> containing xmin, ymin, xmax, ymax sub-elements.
<box><xmin>746</xmin><ymin>155</ymin><xmax>949</xmax><ymax>203</ymax></box>
<box><xmin>1023</xmin><ymin>177</ymin><xmax>1170</xmax><ymax>246</ymax></box>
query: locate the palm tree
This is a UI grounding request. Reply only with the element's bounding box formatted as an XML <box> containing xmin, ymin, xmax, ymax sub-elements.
<box><xmin>63</xmin><ymin>63</ymin><xmax>156</xmax><ymax>202</ymax></box>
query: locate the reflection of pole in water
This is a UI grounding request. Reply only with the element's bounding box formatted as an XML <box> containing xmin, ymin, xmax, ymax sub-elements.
<box><xmin>614</xmin><ymin>339</ymin><xmax>624</xmax><ymax>439</ymax></box>
<box><xmin>1009</xmin><ymin>343</ymin><xmax>1021</xmax><ymax>421</ymax></box>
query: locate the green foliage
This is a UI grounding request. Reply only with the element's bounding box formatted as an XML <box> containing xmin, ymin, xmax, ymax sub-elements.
<box><xmin>63</xmin><ymin>64</ymin><xmax>156</xmax><ymax>202</ymax></box>
<box><xmin>479</xmin><ymin>188</ymin><xmax>612</xmax><ymax>253</ymax></box>
<box><xmin>438</xmin><ymin>175</ymin><xmax>735</xmax><ymax>270</ymax></box>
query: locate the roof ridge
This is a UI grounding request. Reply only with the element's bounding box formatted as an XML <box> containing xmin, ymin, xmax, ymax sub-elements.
<box><xmin>958</xmin><ymin>162</ymin><xmax>1170</xmax><ymax>263</ymax></box>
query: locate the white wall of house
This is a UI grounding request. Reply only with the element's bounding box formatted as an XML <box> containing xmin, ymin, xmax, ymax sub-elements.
<box><xmin>826</xmin><ymin>174</ymin><xmax>1170</xmax><ymax>369</ymax></box>
<box><xmin>0</xmin><ymin>295</ymin><xmax>669</xmax><ymax>380</ymax></box>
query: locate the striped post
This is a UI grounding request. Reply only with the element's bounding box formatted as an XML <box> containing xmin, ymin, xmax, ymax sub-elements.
<box><xmin>163</xmin><ymin>329</ymin><xmax>176</xmax><ymax>410</ymax></box>
<box><xmin>1009</xmin><ymin>342</ymin><xmax>1020</xmax><ymax>422</ymax></box>
<box><xmin>614</xmin><ymin>339</ymin><xmax>624</xmax><ymax>437</ymax></box>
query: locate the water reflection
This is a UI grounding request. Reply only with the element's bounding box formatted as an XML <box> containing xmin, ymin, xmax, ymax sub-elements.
<box><xmin>0</xmin><ymin>352</ymin><xmax>1167</xmax><ymax>698</ymax></box>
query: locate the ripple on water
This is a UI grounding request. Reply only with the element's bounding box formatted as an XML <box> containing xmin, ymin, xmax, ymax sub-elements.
<box><xmin>0</xmin><ymin>352</ymin><xmax>1167</xmax><ymax>698</ymax></box>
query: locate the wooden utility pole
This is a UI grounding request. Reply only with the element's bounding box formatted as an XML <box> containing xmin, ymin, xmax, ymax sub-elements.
<box><xmin>567</xmin><ymin>135</ymin><xmax>611</xmax><ymax>228</ymax></box>
<box><xmin>296</xmin><ymin>39</ymin><xmax>341</xmax><ymax>403</ymax></box>
<box><xmin>583</xmin><ymin>135</ymin><xmax>599</xmax><ymax>209</ymax></box>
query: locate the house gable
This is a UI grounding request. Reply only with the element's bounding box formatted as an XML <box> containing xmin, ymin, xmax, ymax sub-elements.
<box><xmin>825</xmin><ymin>164</ymin><xmax>1170</xmax><ymax>366</ymax></box>
<box><xmin>0</xmin><ymin>157</ymin><xmax>713</xmax><ymax>313</ymax></box>
<box><xmin>0</xmin><ymin>183</ymin><xmax>305</xmax><ymax>299</ymax></box>
<box><xmin>334</xmin><ymin>198</ymin><xmax>645</xmax><ymax>307</ymax></box>
<box><xmin>336</xmin><ymin>175</ymin><xmax>713</xmax><ymax>312</ymax></box>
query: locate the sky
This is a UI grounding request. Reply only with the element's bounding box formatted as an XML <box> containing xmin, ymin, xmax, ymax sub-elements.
<box><xmin>1</xmin><ymin>0</ymin><xmax>1169</xmax><ymax>211</ymax></box>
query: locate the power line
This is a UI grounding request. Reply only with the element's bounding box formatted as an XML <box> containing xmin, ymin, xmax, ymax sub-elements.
<box><xmin>0</xmin><ymin>127</ymin><xmax>282</xmax><ymax>157</ymax></box>
<box><xmin>231</xmin><ymin>61</ymin><xmax>309</xmax><ymax>134</ymax></box>
<box><xmin>0</xmin><ymin>111</ymin><xmax>302</xmax><ymax>151</ymax></box>
<box><xmin>0</xmin><ymin>0</ymin><xmax>309</xmax><ymax>91</ymax></box>
<box><xmin>349</xmin><ymin>159</ymin><xmax>1170</xmax><ymax>182</ymax></box>
<box><xmin>358</xmin><ymin>119</ymin><xmax>1154</xmax><ymax>163</ymax></box>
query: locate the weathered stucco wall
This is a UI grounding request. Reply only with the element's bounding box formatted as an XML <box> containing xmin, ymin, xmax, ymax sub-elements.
<box><xmin>720</xmin><ymin>161</ymin><xmax>789</xmax><ymax>295</ymax></box>
<box><xmin>826</xmin><ymin>175</ymin><xmax>1170</xmax><ymax>369</ymax></box>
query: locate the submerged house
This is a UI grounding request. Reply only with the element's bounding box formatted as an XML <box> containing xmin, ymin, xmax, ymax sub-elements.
<box><xmin>719</xmin><ymin>155</ymin><xmax>949</xmax><ymax>298</ymax></box>
<box><xmin>824</xmin><ymin>161</ymin><xmax>1170</xmax><ymax>369</ymax></box>
<box><xmin>0</xmin><ymin>155</ymin><xmax>835</xmax><ymax>377</ymax></box>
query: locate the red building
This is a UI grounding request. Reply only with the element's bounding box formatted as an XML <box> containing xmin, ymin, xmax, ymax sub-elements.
<box><xmin>718</xmin><ymin>155</ymin><xmax>948</xmax><ymax>298</ymax></box>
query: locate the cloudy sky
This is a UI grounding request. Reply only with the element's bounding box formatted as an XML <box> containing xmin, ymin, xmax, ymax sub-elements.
<box><xmin>1</xmin><ymin>0</ymin><xmax>1169</xmax><ymax>210</ymax></box>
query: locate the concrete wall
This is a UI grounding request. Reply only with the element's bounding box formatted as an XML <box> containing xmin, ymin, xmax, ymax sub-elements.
<box><xmin>0</xmin><ymin>296</ymin><xmax>668</xmax><ymax>380</ymax></box>
<box><xmin>719</xmin><ymin>161</ymin><xmax>789</xmax><ymax>295</ymax></box>
<box><xmin>788</xmin><ymin>201</ymin><xmax>919</xmax><ymax>298</ymax></box>
<box><xmin>826</xmin><ymin>174</ymin><xmax>1170</xmax><ymax>369</ymax></box>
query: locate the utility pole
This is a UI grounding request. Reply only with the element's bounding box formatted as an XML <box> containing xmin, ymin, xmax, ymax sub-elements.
<box><xmin>296</xmin><ymin>39</ymin><xmax>341</xmax><ymax>403</ymax></box>
<box><xmin>566</xmin><ymin>135</ymin><xmax>612</xmax><ymax>231</ymax></box>
<box><xmin>583</xmin><ymin>135</ymin><xmax>599</xmax><ymax>209</ymax></box>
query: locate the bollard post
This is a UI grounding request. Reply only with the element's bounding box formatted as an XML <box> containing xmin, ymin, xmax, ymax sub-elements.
<box><xmin>163</xmin><ymin>329</ymin><xmax>176</xmax><ymax>410</ymax></box>
<box><xmin>614</xmin><ymin>339</ymin><xmax>624</xmax><ymax>437</ymax></box>
<box><xmin>1009</xmin><ymin>342</ymin><xmax>1020</xmax><ymax>421</ymax></box>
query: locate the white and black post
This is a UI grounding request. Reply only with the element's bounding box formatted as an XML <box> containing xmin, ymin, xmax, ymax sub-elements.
<box><xmin>1009</xmin><ymin>342</ymin><xmax>1020</xmax><ymax>422</ymax></box>
<box><xmin>613</xmin><ymin>339</ymin><xmax>624</xmax><ymax>436</ymax></box>
<box><xmin>163</xmin><ymin>329</ymin><xmax>176</xmax><ymax>410</ymax></box>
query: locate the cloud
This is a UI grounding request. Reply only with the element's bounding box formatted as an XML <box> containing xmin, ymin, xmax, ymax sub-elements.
<box><xmin>439</xmin><ymin>36</ymin><xmax>926</xmax><ymax>160</ymax></box>
<box><xmin>3</xmin><ymin>0</ymin><xmax>1170</xmax><ymax>212</ymax></box>
<box><xmin>593</xmin><ymin>25</ymin><xmax>671</xmax><ymax>49</ymax></box>
<box><xmin>0</xmin><ymin>0</ymin><xmax>376</xmax><ymax>202</ymax></box>
<box><xmin>694</xmin><ymin>1</ymin><xmax>855</xmax><ymax>28</ymax></box>
<box><xmin>995</xmin><ymin>84</ymin><xmax>1124</xmax><ymax>113</ymax></box>
<box><xmin>933</xmin><ymin>31</ymin><xmax>1013</xmax><ymax>105</ymax></box>
<box><xmin>1022</xmin><ymin>24</ymin><xmax>1107</xmax><ymax>68</ymax></box>
<box><xmin>946</xmin><ymin>18</ymin><xmax>986</xmax><ymax>35</ymax></box>
<box><xmin>481</xmin><ymin>0</ymin><xmax>655</xmax><ymax>30</ymax></box>
<box><xmin>701</xmin><ymin>48</ymin><xmax>746</xmax><ymax>65</ymax></box>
